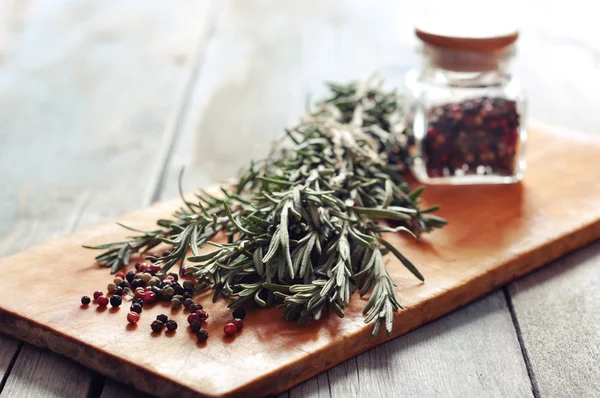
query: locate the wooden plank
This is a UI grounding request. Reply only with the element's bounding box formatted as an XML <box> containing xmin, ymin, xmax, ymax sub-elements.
<box><xmin>509</xmin><ymin>242</ymin><xmax>600</xmax><ymax>397</ymax></box>
<box><xmin>159</xmin><ymin>0</ymin><xmax>534</xmax><ymax>396</ymax></box>
<box><xmin>0</xmin><ymin>124</ymin><xmax>597</xmax><ymax>398</ymax></box>
<box><xmin>293</xmin><ymin>292</ymin><xmax>532</xmax><ymax>397</ymax></box>
<box><xmin>0</xmin><ymin>335</ymin><xmax>20</xmax><ymax>389</ymax></box>
<box><xmin>0</xmin><ymin>0</ymin><xmax>214</xmax><ymax>396</ymax></box>
<box><xmin>100</xmin><ymin>379</ymin><xmax>152</xmax><ymax>398</ymax></box>
<box><xmin>2</xmin><ymin>345</ymin><xmax>93</xmax><ymax>398</ymax></box>
<box><xmin>508</xmin><ymin>4</ymin><xmax>600</xmax><ymax>394</ymax></box>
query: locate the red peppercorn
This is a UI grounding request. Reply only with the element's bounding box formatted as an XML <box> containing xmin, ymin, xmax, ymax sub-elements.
<box><xmin>196</xmin><ymin>310</ymin><xmax>208</xmax><ymax>321</ymax></box>
<box><xmin>127</xmin><ymin>311</ymin><xmax>140</xmax><ymax>324</ymax></box>
<box><xmin>134</xmin><ymin>289</ymin><xmax>145</xmax><ymax>299</ymax></box>
<box><xmin>143</xmin><ymin>291</ymin><xmax>157</xmax><ymax>304</ymax></box>
<box><xmin>150</xmin><ymin>264</ymin><xmax>162</xmax><ymax>273</ymax></box>
<box><xmin>188</xmin><ymin>313</ymin><xmax>200</xmax><ymax>325</ymax></box>
<box><xmin>93</xmin><ymin>291</ymin><xmax>103</xmax><ymax>300</ymax></box>
<box><xmin>232</xmin><ymin>318</ymin><xmax>243</xmax><ymax>331</ymax></box>
<box><xmin>115</xmin><ymin>272</ymin><xmax>125</xmax><ymax>279</ymax></box>
<box><xmin>223</xmin><ymin>322</ymin><xmax>237</xmax><ymax>336</ymax></box>
<box><xmin>97</xmin><ymin>296</ymin><xmax>109</xmax><ymax>307</ymax></box>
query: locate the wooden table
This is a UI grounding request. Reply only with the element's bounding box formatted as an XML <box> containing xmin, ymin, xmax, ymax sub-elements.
<box><xmin>0</xmin><ymin>1</ymin><xmax>598</xmax><ymax>397</ymax></box>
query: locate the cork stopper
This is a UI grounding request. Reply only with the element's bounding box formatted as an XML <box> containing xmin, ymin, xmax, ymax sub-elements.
<box><xmin>415</xmin><ymin>17</ymin><xmax>519</xmax><ymax>53</ymax></box>
<box><xmin>415</xmin><ymin>17</ymin><xmax>518</xmax><ymax>72</ymax></box>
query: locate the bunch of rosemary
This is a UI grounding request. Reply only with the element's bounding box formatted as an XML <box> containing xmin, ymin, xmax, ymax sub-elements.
<box><xmin>85</xmin><ymin>76</ymin><xmax>446</xmax><ymax>336</ymax></box>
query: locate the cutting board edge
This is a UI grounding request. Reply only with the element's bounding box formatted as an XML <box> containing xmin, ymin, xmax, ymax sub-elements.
<box><xmin>2</xmin><ymin>217</ymin><xmax>598</xmax><ymax>398</ymax></box>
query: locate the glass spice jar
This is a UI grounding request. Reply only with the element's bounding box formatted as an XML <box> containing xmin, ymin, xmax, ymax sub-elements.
<box><xmin>405</xmin><ymin>19</ymin><xmax>527</xmax><ymax>184</ymax></box>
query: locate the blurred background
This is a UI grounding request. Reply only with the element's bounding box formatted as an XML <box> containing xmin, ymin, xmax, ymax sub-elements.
<box><xmin>1</xmin><ymin>1</ymin><xmax>599</xmax><ymax>397</ymax></box>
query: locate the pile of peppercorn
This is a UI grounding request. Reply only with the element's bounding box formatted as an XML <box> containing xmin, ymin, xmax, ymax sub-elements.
<box><xmin>423</xmin><ymin>97</ymin><xmax>521</xmax><ymax>178</ymax></box>
<box><xmin>80</xmin><ymin>258</ymin><xmax>248</xmax><ymax>343</ymax></box>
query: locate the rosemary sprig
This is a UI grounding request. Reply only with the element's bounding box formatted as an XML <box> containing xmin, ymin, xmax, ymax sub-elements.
<box><xmin>84</xmin><ymin>76</ymin><xmax>446</xmax><ymax>336</ymax></box>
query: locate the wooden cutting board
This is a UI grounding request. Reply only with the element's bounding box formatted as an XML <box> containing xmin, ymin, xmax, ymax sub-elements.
<box><xmin>1</xmin><ymin>122</ymin><xmax>599</xmax><ymax>398</ymax></box>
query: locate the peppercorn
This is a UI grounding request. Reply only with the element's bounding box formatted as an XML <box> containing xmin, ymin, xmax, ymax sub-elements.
<box><xmin>131</xmin><ymin>278</ymin><xmax>144</xmax><ymax>289</ymax></box>
<box><xmin>172</xmin><ymin>294</ymin><xmax>184</xmax><ymax>302</ymax></box>
<box><xmin>134</xmin><ymin>263</ymin><xmax>140</xmax><ymax>271</ymax></box>
<box><xmin>126</xmin><ymin>271</ymin><xmax>135</xmax><ymax>283</ymax></box>
<box><xmin>196</xmin><ymin>310</ymin><xmax>208</xmax><ymax>321</ymax></box>
<box><xmin>109</xmin><ymin>296</ymin><xmax>122</xmax><ymax>308</ymax></box>
<box><xmin>93</xmin><ymin>291</ymin><xmax>103</xmax><ymax>300</ymax></box>
<box><xmin>150</xmin><ymin>286</ymin><xmax>160</xmax><ymax>296</ymax></box>
<box><xmin>130</xmin><ymin>303</ymin><xmax>143</xmax><ymax>314</ymax></box>
<box><xmin>183</xmin><ymin>298</ymin><xmax>194</xmax><ymax>309</ymax></box>
<box><xmin>161</xmin><ymin>286</ymin><xmax>175</xmax><ymax>300</ymax></box>
<box><xmin>147</xmin><ymin>276</ymin><xmax>161</xmax><ymax>287</ymax></box>
<box><xmin>223</xmin><ymin>322</ymin><xmax>237</xmax><ymax>336</ymax></box>
<box><xmin>119</xmin><ymin>281</ymin><xmax>129</xmax><ymax>289</ymax></box>
<box><xmin>149</xmin><ymin>264</ymin><xmax>162</xmax><ymax>273</ymax></box>
<box><xmin>232</xmin><ymin>318</ymin><xmax>243</xmax><ymax>331</ymax></box>
<box><xmin>182</xmin><ymin>291</ymin><xmax>193</xmax><ymax>300</ymax></box>
<box><xmin>107</xmin><ymin>283</ymin><xmax>116</xmax><ymax>293</ymax></box>
<box><xmin>156</xmin><ymin>314</ymin><xmax>168</xmax><ymax>323</ymax></box>
<box><xmin>134</xmin><ymin>289</ymin><xmax>145</xmax><ymax>299</ymax></box>
<box><xmin>183</xmin><ymin>280</ymin><xmax>195</xmax><ymax>291</ymax></box>
<box><xmin>195</xmin><ymin>303</ymin><xmax>204</xmax><ymax>310</ymax></box>
<box><xmin>141</xmin><ymin>273</ymin><xmax>152</xmax><ymax>283</ymax></box>
<box><xmin>144</xmin><ymin>291</ymin><xmax>157</xmax><ymax>304</ymax></box>
<box><xmin>188</xmin><ymin>313</ymin><xmax>200</xmax><ymax>324</ymax></box>
<box><xmin>172</xmin><ymin>282</ymin><xmax>185</xmax><ymax>295</ymax></box>
<box><xmin>81</xmin><ymin>296</ymin><xmax>91</xmax><ymax>305</ymax></box>
<box><xmin>167</xmin><ymin>272</ymin><xmax>178</xmax><ymax>281</ymax></box>
<box><xmin>232</xmin><ymin>307</ymin><xmax>246</xmax><ymax>320</ymax></box>
<box><xmin>113</xmin><ymin>277</ymin><xmax>123</xmax><ymax>285</ymax></box>
<box><xmin>196</xmin><ymin>330</ymin><xmax>208</xmax><ymax>342</ymax></box>
<box><xmin>113</xmin><ymin>286</ymin><xmax>124</xmax><ymax>296</ymax></box>
<box><xmin>171</xmin><ymin>298</ymin><xmax>182</xmax><ymax>309</ymax></box>
<box><xmin>165</xmin><ymin>320</ymin><xmax>178</xmax><ymax>331</ymax></box>
<box><xmin>190</xmin><ymin>322</ymin><xmax>202</xmax><ymax>333</ymax></box>
<box><xmin>133</xmin><ymin>297</ymin><xmax>145</xmax><ymax>307</ymax></box>
<box><xmin>127</xmin><ymin>311</ymin><xmax>140</xmax><ymax>324</ymax></box>
<box><xmin>188</xmin><ymin>304</ymin><xmax>198</xmax><ymax>313</ymax></box>
<box><xmin>115</xmin><ymin>271</ymin><xmax>125</xmax><ymax>279</ymax></box>
<box><xmin>151</xmin><ymin>320</ymin><xmax>164</xmax><ymax>333</ymax></box>
<box><xmin>163</xmin><ymin>251</ymin><xmax>171</xmax><ymax>257</ymax></box>
<box><xmin>97</xmin><ymin>296</ymin><xmax>109</xmax><ymax>307</ymax></box>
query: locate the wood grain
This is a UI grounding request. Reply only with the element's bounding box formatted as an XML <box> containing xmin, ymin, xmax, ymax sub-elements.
<box><xmin>0</xmin><ymin>124</ymin><xmax>598</xmax><ymax>398</ymax></box>
<box><xmin>0</xmin><ymin>0</ymin><xmax>215</xmax><ymax>396</ymax></box>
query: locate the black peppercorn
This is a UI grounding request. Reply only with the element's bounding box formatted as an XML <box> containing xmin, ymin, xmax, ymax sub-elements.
<box><xmin>132</xmin><ymin>297</ymin><xmax>144</xmax><ymax>307</ymax></box>
<box><xmin>151</xmin><ymin>320</ymin><xmax>164</xmax><ymax>333</ymax></box>
<box><xmin>119</xmin><ymin>281</ymin><xmax>129</xmax><ymax>289</ymax></box>
<box><xmin>126</xmin><ymin>271</ymin><xmax>135</xmax><ymax>283</ymax></box>
<box><xmin>167</xmin><ymin>272</ymin><xmax>178</xmax><ymax>281</ymax></box>
<box><xmin>190</xmin><ymin>322</ymin><xmax>202</xmax><ymax>333</ymax></box>
<box><xmin>109</xmin><ymin>296</ymin><xmax>122</xmax><ymax>308</ymax></box>
<box><xmin>150</xmin><ymin>286</ymin><xmax>160</xmax><ymax>296</ymax></box>
<box><xmin>183</xmin><ymin>298</ymin><xmax>194</xmax><ymax>309</ymax></box>
<box><xmin>113</xmin><ymin>287</ymin><xmax>124</xmax><ymax>296</ymax></box>
<box><xmin>130</xmin><ymin>303</ymin><xmax>143</xmax><ymax>314</ymax></box>
<box><xmin>183</xmin><ymin>291</ymin><xmax>193</xmax><ymax>300</ymax></box>
<box><xmin>156</xmin><ymin>314</ymin><xmax>168</xmax><ymax>324</ymax></box>
<box><xmin>135</xmin><ymin>263</ymin><xmax>140</xmax><ymax>271</ymax></box>
<box><xmin>196</xmin><ymin>330</ymin><xmax>208</xmax><ymax>342</ymax></box>
<box><xmin>172</xmin><ymin>282</ymin><xmax>185</xmax><ymax>295</ymax></box>
<box><xmin>183</xmin><ymin>280</ymin><xmax>195</xmax><ymax>291</ymax></box>
<box><xmin>131</xmin><ymin>278</ymin><xmax>144</xmax><ymax>289</ymax></box>
<box><xmin>81</xmin><ymin>296</ymin><xmax>91</xmax><ymax>305</ymax></box>
<box><xmin>163</xmin><ymin>251</ymin><xmax>171</xmax><ymax>257</ymax></box>
<box><xmin>232</xmin><ymin>307</ymin><xmax>246</xmax><ymax>320</ymax></box>
<box><xmin>188</xmin><ymin>304</ymin><xmax>198</xmax><ymax>313</ymax></box>
<box><xmin>165</xmin><ymin>320</ymin><xmax>178</xmax><ymax>331</ymax></box>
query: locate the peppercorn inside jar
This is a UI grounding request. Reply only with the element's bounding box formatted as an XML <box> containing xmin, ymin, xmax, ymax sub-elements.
<box><xmin>405</xmin><ymin>18</ymin><xmax>527</xmax><ymax>184</ymax></box>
